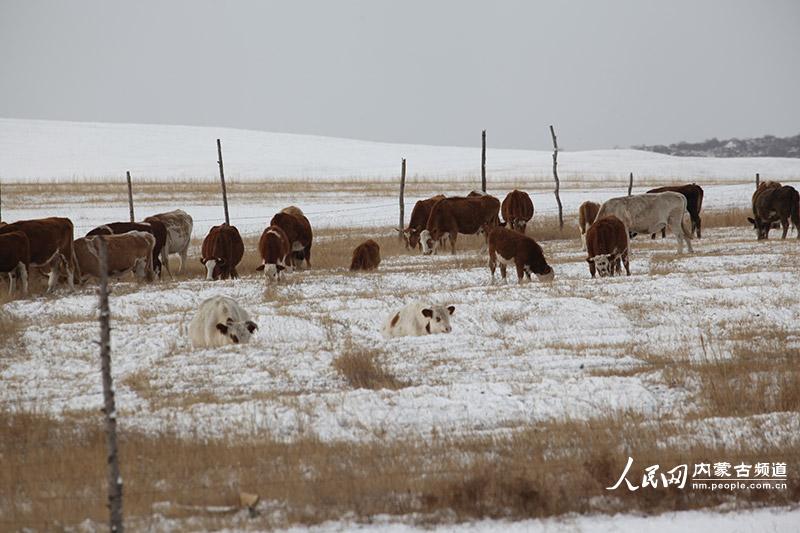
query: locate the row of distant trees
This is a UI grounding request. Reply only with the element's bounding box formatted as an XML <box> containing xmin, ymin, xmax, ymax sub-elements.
<box><xmin>634</xmin><ymin>133</ymin><xmax>800</xmax><ymax>158</ymax></box>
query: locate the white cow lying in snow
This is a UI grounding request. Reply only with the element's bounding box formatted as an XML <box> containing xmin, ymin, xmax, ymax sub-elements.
<box><xmin>189</xmin><ymin>295</ymin><xmax>258</xmax><ymax>348</ymax></box>
<box><xmin>382</xmin><ymin>301</ymin><xmax>455</xmax><ymax>338</ymax></box>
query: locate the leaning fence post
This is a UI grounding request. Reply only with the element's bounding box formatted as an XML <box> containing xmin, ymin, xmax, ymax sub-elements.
<box><xmin>97</xmin><ymin>238</ymin><xmax>124</xmax><ymax>532</ymax></box>
<box><xmin>481</xmin><ymin>129</ymin><xmax>487</xmax><ymax>193</ymax></box>
<box><xmin>755</xmin><ymin>172</ymin><xmax>760</xmax><ymax>189</ymax></box>
<box><xmin>549</xmin><ymin>125</ymin><xmax>564</xmax><ymax>230</ymax></box>
<box><xmin>628</xmin><ymin>172</ymin><xmax>633</xmax><ymax>196</ymax></box>
<box><xmin>126</xmin><ymin>171</ymin><xmax>134</xmax><ymax>222</ymax></box>
<box><xmin>398</xmin><ymin>158</ymin><xmax>406</xmax><ymax>243</ymax></box>
<box><xmin>217</xmin><ymin>139</ymin><xmax>230</xmax><ymax>225</ymax></box>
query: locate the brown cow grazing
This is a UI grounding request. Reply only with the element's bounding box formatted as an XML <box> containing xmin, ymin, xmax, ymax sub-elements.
<box><xmin>255</xmin><ymin>225</ymin><xmax>291</xmax><ymax>282</ymax></box>
<box><xmin>0</xmin><ymin>217</ymin><xmax>78</xmax><ymax>292</ymax></box>
<box><xmin>87</xmin><ymin>221</ymin><xmax>167</xmax><ymax>278</ymax></box>
<box><xmin>748</xmin><ymin>181</ymin><xmax>800</xmax><ymax>240</ymax></box>
<box><xmin>578</xmin><ymin>201</ymin><xmax>600</xmax><ymax>251</ymax></box>
<box><xmin>501</xmin><ymin>190</ymin><xmax>534</xmax><ymax>233</ymax></box>
<box><xmin>586</xmin><ymin>216</ymin><xmax>630</xmax><ymax>278</ymax></box>
<box><xmin>350</xmin><ymin>239</ymin><xmax>381</xmax><ymax>271</ymax></box>
<box><xmin>201</xmin><ymin>224</ymin><xmax>244</xmax><ymax>280</ymax></box>
<box><xmin>420</xmin><ymin>195</ymin><xmax>501</xmax><ymax>255</ymax></box>
<box><xmin>270</xmin><ymin>209</ymin><xmax>313</xmax><ymax>268</ymax></box>
<box><xmin>0</xmin><ymin>231</ymin><xmax>31</xmax><ymax>295</ymax></box>
<box><xmin>647</xmin><ymin>184</ymin><xmax>704</xmax><ymax>239</ymax></box>
<box><xmin>74</xmin><ymin>231</ymin><xmax>156</xmax><ymax>283</ymax></box>
<box><xmin>488</xmin><ymin>227</ymin><xmax>554</xmax><ymax>283</ymax></box>
<box><xmin>403</xmin><ymin>194</ymin><xmax>446</xmax><ymax>250</ymax></box>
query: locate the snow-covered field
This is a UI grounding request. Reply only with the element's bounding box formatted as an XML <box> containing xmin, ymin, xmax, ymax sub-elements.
<box><xmin>2</xmin><ymin>227</ymin><xmax>799</xmax><ymax>443</ymax></box>
<box><xmin>3</xmin><ymin>118</ymin><xmax>800</xmax><ymax>183</ymax></box>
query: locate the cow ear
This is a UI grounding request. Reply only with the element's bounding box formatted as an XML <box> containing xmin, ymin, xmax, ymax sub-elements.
<box><xmin>256</xmin><ymin>264</ymin><xmax>265</xmax><ymax>271</ymax></box>
<box><xmin>200</xmin><ymin>257</ymin><xmax>207</xmax><ymax>264</ymax></box>
<box><xmin>746</xmin><ymin>217</ymin><xmax>756</xmax><ymax>224</ymax></box>
<box><xmin>217</xmin><ymin>257</ymin><xmax>226</xmax><ymax>265</ymax></box>
<box><xmin>226</xmin><ymin>317</ymin><xmax>234</xmax><ymax>325</ymax></box>
<box><xmin>447</xmin><ymin>305</ymin><xmax>455</xmax><ymax>315</ymax></box>
<box><xmin>421</xmin><ymin>308</ymin><xmax>434</xmax><ymax>318</ymax></box>
<box><xmin>276</xmin><ymin>264</ymin><xmax>285</xmax><ymax>272</ymax></box>
<box><xmin>586</xmin><ymin>257</ymin><xmax>594</xmax><ymax>264</ymax></box>
<box><xmin>216</xmin><ymin>323</ymin><xmax>228</xmax><ymax>334</ymax></box>
<box><xmin>246</xmin><ymin>321</ymin><xmax>258</xmax><ymax>333</ymax></box>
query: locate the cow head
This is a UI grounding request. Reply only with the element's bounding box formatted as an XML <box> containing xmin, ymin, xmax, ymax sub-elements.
<box><xmin>587</xmin><ymin>254</ymin><xmax>617</xmax><ymax>277</ymax></box>
<box><xmin>215</xmin><ymin>317</ymin><xmax>258</xmax><ymax>344</ymax></box>
<box><xmin>421</xmin><ymin>305</ymin><xmax>454</xmax><ymax>334</ymax></box>
<box><xmin>200</xmin><ymin>257</ymin><xmax>225</xmax><ymax>280</ymax></box>
<box><xmin>256</xmin><ymin>260</ymin><xmax>287</xmax><ymax>282</ymax></box>
<box><xmin>419</xmin><ymin>229</ymin><xmax>438</xmax><ymax>255</ymax></box>
<box><xmin>405</xmin><ymin>228</ymin><xmax>423</xmax><ymax>250</ymax></box>
<box><xmin>747</xmin><ymin>217</ymin><xmax>771</xmax><ymax>240</ymax></box>
<box><xmin>534</xmin><ymin>265</ymin><xmax>555</xmax><ymax>282</ymax></box>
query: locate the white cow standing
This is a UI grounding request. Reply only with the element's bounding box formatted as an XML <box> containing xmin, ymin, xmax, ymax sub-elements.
<box><xmin>382</xmin><ymin>301</ymin><xmax>455</xmax><ymax>338</ymax></box>
<box><xmin>189</xmin><ymin>295</ymin><xmax>258</xmax><ymax>348</ymax></box>
<box><xmin>595</xmin><ymin>192</ymin><xmax>694</xmax><ymax>254</ymax></box>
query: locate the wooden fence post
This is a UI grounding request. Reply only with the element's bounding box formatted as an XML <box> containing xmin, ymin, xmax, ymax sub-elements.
<box><xmin>0</xmin><ymin>178</ymin><xmax>3</xmax><ymax>222</ymax></box>
<box><xmin>97</xmin><ymin>238</ymin><xmax>124</xmax><ymax>532</ymax></box>
<box><xmin>398</xmin><ymin>158</ymin><xmax>406</xmax><ymax>244</ymax></box>
<box><xmin>126</xmin><ymin>171</ymin><xmax>134</xmax><ymax>222</ymax></box>
<box><xmin>756</xmin><ymin>172</ymin><xmax>760</xmax><ymax>189</ymax></box>
<box><xmin>481</xmin><ymin>129</ymin><xmax>487</xmax><ymax>193</ymax></box>
<box><xmin>217</xmin><ymin>139</ymin><xmax>230</xmax><ymax>225</ymax></box>
<box><xmin>628</xmin><ymin>172</ymin><xmax>633</xmax><ymax>196</ymax></box>
<box><xmin>549</xmin><ymin>125</ymin><xmax>564</xmax><ymax>230</ymax></box>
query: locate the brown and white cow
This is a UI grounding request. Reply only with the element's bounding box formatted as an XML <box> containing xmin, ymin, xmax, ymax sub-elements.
<box><xmin>501</xmin><ymin>190</ymin><xmax>534</xmax><ymax>233</ymax></box>
<box><xmin>0</xmin><ymin>231</ymin><xmax>31</xmax><ymax>295</ymax></box>
<box><xmin>201</xmin><ymin>223</ymin><xmax>245</xmax><ymax>280</ymax></box>
<box><xmin>350</xmin><ymin>239</ymin><xmax>381</xmax><ymax>271</ymax></box>
<box><xmin>748</xmin><ymin>181</ymin><xmax>800</xmax><ymax>240</ymax></box>
<box><xmin>144</xmin><ymin>209</ymin><xmax>193</xmax><ymax>276</ymax></box>
<box><xmin>487</xmin><ymin>227</ymin><xmax>554</xmax><ymax>283</ymax></box>
<box><xmin>255</xmin><ymin>225</ymin><xmax>291</xmax><ymax>282</ymax></box>
<box><xmin>403</xmin><ymin>194</ymin><xmax>446</xmax><ymax>250</ymax></box>
<box><xmin>88</xmin><ymin>221</ymin><xmax>167</xmax><ymax>278</ymax></box>
<box><xmin>585</xmin><ymin>216</ymin><xmax>630</xmax><ymax>278</ymax></box>
<box><xmin>647</xmin><ymin>183</ymin><xmax>705</xmax><ymax>238</ymax></box>
<box><xmin>0</xmin><ymin>217</ymin><xmax>78</xmax><ymax>292</ymax></box>
<box><xmin>420</xmin><ymin>195</ymin><xmax>501</xmax><ymax>255</ymax></box>
<box><xmin>578</xmin><ymin>201</ymin><xmax>600</xmax><ymax>251</ymax></box>
<box><xmin>270</xmin><ymin>208</ymin><xmax>313</xmax><ymax>268</ymax></box>
<box><xmin>74</xmin><ymin>231</ymin><xmax>156</xmax><ymax>283</ymax></box>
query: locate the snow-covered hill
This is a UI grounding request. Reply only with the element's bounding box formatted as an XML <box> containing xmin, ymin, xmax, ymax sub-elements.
<box><xmin>2</xmin><ymin>118</ymin><xmax>800</xmax><ymax>183</ymax></box>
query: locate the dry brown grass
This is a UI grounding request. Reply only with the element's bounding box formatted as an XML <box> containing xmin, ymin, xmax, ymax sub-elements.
<box><xmin>332</xmin><ymin>340</ymin><xmax>408</xmax><ymax>391</ymax></box>
<box><xmin>1</xmin><ymin>408</ymin><xmax>797</xmax><ymax>531</ymax></box>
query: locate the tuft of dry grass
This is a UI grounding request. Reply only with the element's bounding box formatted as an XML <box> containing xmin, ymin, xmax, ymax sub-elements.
<box><xmin>332</xmin><ymin>340</ymin><xmax>408</xmax><ymax>391</ymax></box>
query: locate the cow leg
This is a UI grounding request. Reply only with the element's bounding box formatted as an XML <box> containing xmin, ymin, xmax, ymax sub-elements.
<box><xmin>18</xmin><ymin>263</ymin><xmax>29</xmax><ymax>295</ymax></box>
<box><xmin>63</xmin><ymin>253</ymin><xmax>75</xmax><ymax>290</ymax></box>
<box><xmin>489</xmin><ymin>251</ymin><xmax>497</xmax><ymax>279</ymax></box>
<box><xmin>669</xmin><ymin>217</ymin><xmax>685</xmax><ymax>254</ymax></box>
<box><xmin>515</xmin><ymin>260</ymin><xmax>526</xmax><ymax>284</ymax></box>
<box><xmin>781</xmin><ymin>219</ymin><xmax>789</xmax><ymax>239</ymax></box>
<box><xmin>499</xmin><ymin>263</ymin><xmax>507</xmax><ymax>280</ymax></box>
<box><xmin>8</xmin><ymin>271</ymin><xmax>16</xmax><ymax>295</ymax></box>
<box><xmin>161</xmin><ymin>248</ymin><xmax>174</xmax><ymax>279</ymax></box>
<box><xmin>305</xmin><ymin>246</ymin><xmax>312</xmax><ymax>268</ymax></box>
<box><xmin>450</xmin><ymin>232</ymin><xmax>457</xmax><ymax>254</ymax></box>
<box><xmin>46</xmin><ymin>255</ymin><xmax>62</xmax><ymax>293</ymax></box>
<box><xmin>623</xmin><ymin>252</ymin><xmax>631</xmax><ymax>276</ymax></box>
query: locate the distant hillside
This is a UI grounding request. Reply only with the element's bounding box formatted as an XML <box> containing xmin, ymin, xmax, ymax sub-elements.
<box><xmin>635</xmin><ymin>134</ymin><xmax>800</xmax><ymax>158</ymax></box>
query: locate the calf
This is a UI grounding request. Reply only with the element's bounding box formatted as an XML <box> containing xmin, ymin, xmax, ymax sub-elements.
<box><xmin>88</xmin><ymin>221</ymin><xmax>167</xmax><ymax>278</ymax></box>
<box><xmin>350</xmin><ymin>239</ymin><xmax>381</xmax><ymax>271</ymax></box>
<box><xmin>748</xmin><ymin>181</ymin><xmax>800</xmax><ymax>240</ymax></box>
<box><xmin>200</xmin><ymin>224</ymin><xmax>245</xmax><ymax>280</ymax></box>
<box><xmin>256</xmin><ymin>225</ymin><xmax>291</xmax><ymax>282</ymax></box>
<box><xmin>578</xmin><ymin>201</ymin><xmax>600</xmax><ymax>251</ymax></box>
<box><xmin>596</xmin><ymin>192</ymin><xmax>693</xmax><ymax>254</ymax></box>
<box><xmin>0</xmin><ymin>231</ymin><xmax>31</xmax><ymax>295</ymax></box>
<box><xmin>270</xmin><ymin>209</ymin><xmax>313</xmax><ymax>268</ymax></box>
<box><xmin>0</xmin><ymin>217</ymin><xmax>78</xmax><ymax>292</ymax></box>
<box><xmin>501</xmin><ymin>190</ymin><xmax>534</xmax><ymax>233</ymax></box>
<box><xmin>488</xmin><ymin>227</ymin><xmax>554</xmax><ymax>283</ymax></box>
<box><xmin>647</xmin><ymin>183</ymin><xmax>704</xmax><ymax>238</ymax></box>
<box><xmin>144</xmin><ymin>209</ymin><xmax>193</xmax><ymax>276</ymax></box>
<box><xmin>189</xmin><ymin>295</ymin><xmax>258</xmax><ymax>348</ymax></box>
<box><xmin>403</xmin><ymin>195</ymin><xmax>445</xmax><ymax>250</ymax></box>
<box><xmin>420</xmin><ymin>195</ymin><xmax>501</xmax><ymax>255</ymax></box>
<box><xmin>382</xmin><ymin>301</ymin><xmax>455</xmax><ymax>338</ymax></box>
<box><xmin>74</xmin><ymin>231</ymin><xmax>156</xmax><ymax>283</ymax></box>
<box><xmin>585</xmin><ymin>216</ymin><xmax>630</xmax><ymax>278</ymax></box>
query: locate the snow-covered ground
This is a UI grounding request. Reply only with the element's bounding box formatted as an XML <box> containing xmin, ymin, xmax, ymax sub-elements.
<box><xmin>3</xmin><ymin>118</ymin><xmax>800</xmax><ymax>183</ymax></box>
<box><xmin>2</xmin><ymin>227</ymin><xmax>799</xmax><ymax>443</ymax></box>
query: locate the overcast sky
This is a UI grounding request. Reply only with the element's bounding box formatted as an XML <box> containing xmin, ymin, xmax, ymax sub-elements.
<box><xmin>1</xmin><ymin>0</ymin><xmax>798</xmax><ymax>150</ymax></box>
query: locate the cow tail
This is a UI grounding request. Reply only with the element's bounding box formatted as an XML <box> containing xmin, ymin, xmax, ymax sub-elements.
<box><xmin>681</xmin><ymin>213</ymin><xmax>693</xmax><ymax>240</ymax></box>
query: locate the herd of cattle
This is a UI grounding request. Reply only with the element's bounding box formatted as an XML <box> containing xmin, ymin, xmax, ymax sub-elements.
<box><xmin>1</xmin><ymin>180</ymin><xmax>799</xmax><ymax>341</ymax></box>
